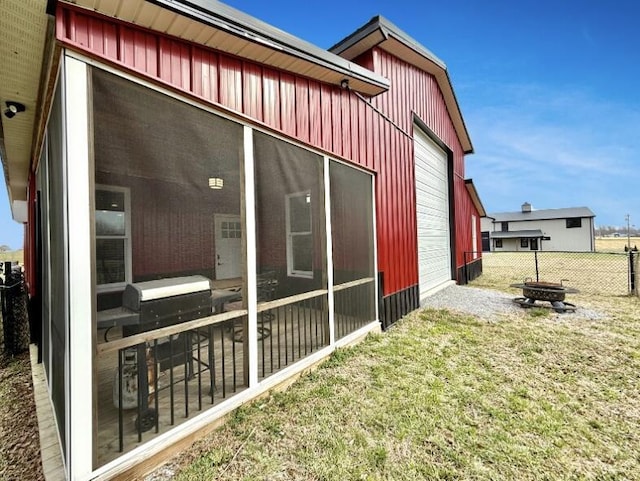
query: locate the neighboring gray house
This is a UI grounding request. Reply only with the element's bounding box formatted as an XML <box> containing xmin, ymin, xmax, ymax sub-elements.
<box><xmin>481</xmin><ymin>203</ymin><xmax>596</xmax><ymax>252</ymax></box>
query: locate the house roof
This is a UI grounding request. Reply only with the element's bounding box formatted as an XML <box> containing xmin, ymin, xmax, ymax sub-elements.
<box><xmin>0</xmin><ymin>0</ymin><xmax>392</xmax><ymax>218</ymax></box>
<box><xmin>329</xmin><ymin>15</ymin><xmax>473</xmax><ymax>154</ymax></box>
<box><xmin>489</xmin><ymin>207</ymin><xmax>596</xmax><ymax>223</ymax></box>
<box><xmin>491</xmin><ymin>230</ymin><xmax>544</xmax><ymax>239</ymax></box>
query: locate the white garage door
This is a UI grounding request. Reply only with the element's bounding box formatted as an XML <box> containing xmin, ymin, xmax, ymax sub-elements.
<box><xmin>414</xmin><ymin>127</ymin><xmax>452</xmax><ymax>300</ymax></box>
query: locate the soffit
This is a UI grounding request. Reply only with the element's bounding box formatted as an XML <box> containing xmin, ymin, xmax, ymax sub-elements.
<box><xmin>0</xmin><ymin>0</ymin><xmax>50</xmax><ymax>209</ymax></box>
<box><xmin>64</xmin><ymin>0</ymin><xmax>389</xmax><ymax>96</ymax></box>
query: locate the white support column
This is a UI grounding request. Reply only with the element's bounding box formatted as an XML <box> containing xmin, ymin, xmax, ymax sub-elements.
<box><xmin>324</xmin><ymin>157</ymin><xmax>335</xmax><ymax>345</ymax></box>
<box><xmin>64</xmin><ymin>55</ymin><xmax>93</xmax><ymax>480</ymax></box>
<box><xmin>371</xmin><ymin>174</ymin><xmax>380</xmax><ymax>323</ymax></box>
<box><xmin>243</xmin><ymin>126</ymin><xmax>258</xmax><ymax>386</ymax></box>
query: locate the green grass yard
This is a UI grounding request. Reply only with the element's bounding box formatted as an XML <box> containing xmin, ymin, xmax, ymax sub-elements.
<box><xmin>162</xmin><ymin>294</ymin><xmax>640</xmax><ymax>480</ymax></box>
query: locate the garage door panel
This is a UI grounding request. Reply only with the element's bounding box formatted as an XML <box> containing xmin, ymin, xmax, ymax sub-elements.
<box><xmin>414</xmin><ymin>127</ymin><xmax>451</xmax><ymax>299</ymax></box>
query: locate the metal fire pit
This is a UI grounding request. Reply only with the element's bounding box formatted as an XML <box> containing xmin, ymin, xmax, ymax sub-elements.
<box><xmin>510</xmin><ymin>279</ymin><xmax>579</xmax><ymax>313</ymax></box>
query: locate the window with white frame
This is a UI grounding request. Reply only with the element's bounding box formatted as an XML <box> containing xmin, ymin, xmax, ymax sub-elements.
<box><xmin>95</xmin><ymin>185</ymin><xmax>131</xmax><ymax>291</ymax></box>
<box><xmin>286</xmin><ymin>191</ymin><xmax>313</xmax><ymax>278</ymax></box>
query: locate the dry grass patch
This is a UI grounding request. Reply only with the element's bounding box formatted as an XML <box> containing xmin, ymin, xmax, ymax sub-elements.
<box><xmin>0</xmin><ymin>249</ymin><xmax>23</xmax><ymax>266</ymax></box>
<box><xmin>596</xmin><ymin>236</ymin><xmax>640</xmax><ymax>253</ymax></box>
<box><xmin>153</xmin><ymin>296</ymin><xmax>640</xmax><ymax>481</ymax></box>
<box><xmin>479</xmin><ymin>251</ymin><xmax>630</xmax><ymax>296</ymax></box>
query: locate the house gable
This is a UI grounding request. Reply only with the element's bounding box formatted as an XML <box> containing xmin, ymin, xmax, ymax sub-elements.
<box><xmin>330</xmin><ymin>15</ymin><xmax>473</xmax><ymax>154</ymax></box>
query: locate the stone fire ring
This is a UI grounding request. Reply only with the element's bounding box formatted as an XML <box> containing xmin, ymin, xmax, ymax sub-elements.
<box><xmin>510</xmin><ymin>281</ymin><xmax>579</xmax><ymax>303</ymax></box>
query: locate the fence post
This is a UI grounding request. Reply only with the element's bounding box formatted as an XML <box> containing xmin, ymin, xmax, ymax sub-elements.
<box><xmin>534</xmin><ymin>251</ymin><xmax>539</xmax><ymax>282</ymax></box>
<box><xmin>630</xmin><ymin>250</ymin><xmax>637</xmax><ymax>296</ymax></box>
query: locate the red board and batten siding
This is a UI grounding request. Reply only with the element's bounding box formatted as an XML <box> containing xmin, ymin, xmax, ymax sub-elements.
<box><xmin>367</xmin><ymin>49</ymin><xmax>480</xmax><ymax>270</ymax></box>
<box><xmin>54</xmin><ymin>5</ymin><xmax>476</xmax><ymax>296</ymax></box>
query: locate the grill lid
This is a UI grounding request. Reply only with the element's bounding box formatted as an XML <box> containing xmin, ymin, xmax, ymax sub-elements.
<box><xmin>123</xmin><ymin>275</ymin><xmax>212</xmax><ymax>311</ymax></box>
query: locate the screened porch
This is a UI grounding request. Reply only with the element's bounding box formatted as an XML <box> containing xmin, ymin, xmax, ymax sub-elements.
<box><xmin>84</xmin><ymin>67</ymin><xmax>377</xmax><ymax>467</ymax></box>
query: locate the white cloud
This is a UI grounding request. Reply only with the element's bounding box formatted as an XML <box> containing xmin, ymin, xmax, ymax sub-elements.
<box><xmin>463</xmin><ymin>82</ymin><xmax>640</xmax><ymax>225</ymax></box>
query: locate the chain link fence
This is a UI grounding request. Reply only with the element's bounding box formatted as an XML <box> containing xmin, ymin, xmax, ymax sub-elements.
<box><xmin>0</xmin><ymin>262</ymin><xmax>30</xmax><ymax>355</ymax></box>
<box><xmin>467</xmin><ymin>251</ymin><xmax>636</xmax><ymax>297</ymax></box>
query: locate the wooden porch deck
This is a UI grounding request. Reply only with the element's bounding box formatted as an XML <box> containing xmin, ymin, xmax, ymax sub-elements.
<box><xmin>30</xmin><ymin>345</ymin><xmax>66</xmax><ymax>481</ymax></box>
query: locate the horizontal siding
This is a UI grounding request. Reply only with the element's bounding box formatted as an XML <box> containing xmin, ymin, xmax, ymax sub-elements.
<box><xmin>55</xmin><ymin>4</ymin><xmax>473</xmax><ymax>296</ymax></box>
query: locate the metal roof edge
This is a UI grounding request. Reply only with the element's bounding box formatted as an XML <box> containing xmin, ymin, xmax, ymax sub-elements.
<box><xmin>488</xmin><ymin>207</ymin><xmax>596</xmax><ymax>221</ymax></box>
<box><xmin>329</xmin><ymin>15</ymin><xmax>444</xmax><ymax>68</ymax></box>
<box><xmin>490</xmin><ymin>229</ymin><xmax>544</xmax><ymax>239</ymax></box>
<box><xmin>376</xmin><ymin>16</ymin><xmax>446</xmax><ymax>69</ymax></box>
<box><xmin>328</xmin><ymin>15</ymin><xmax>387</xmax><ymax>56</ymax></box>
<box><xmin>149</xmin><ymin>0</ymin><xmax>390</xmax><ymax>93</ymax></box>
<box><xmin>329</xmin><ymin>14</ymin><xmax>473</xmax><ymax>153</ymax></box>
<box><xmin>464</xmin><ymin>179</ymin><xmax>486</xmax><ymax>217</ymax></box>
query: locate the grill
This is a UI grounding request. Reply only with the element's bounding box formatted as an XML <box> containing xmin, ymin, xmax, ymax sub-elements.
<box><xmin>122</xmin><ymin>276</ymin><xmax>213</xmax><ymax>327</ymax></box>
<box><xmin>510</xmin><ymin>279</ymin><xmax>579</xmax><ymax>313</ymax></box>
<box><xmin>101</xmin><ymin>276</ymin><xmax>213</xmax><ymax>432</ymax></box>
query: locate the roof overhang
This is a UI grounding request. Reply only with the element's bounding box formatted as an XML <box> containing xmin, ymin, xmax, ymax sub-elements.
<box><xmin>491</xmin><ymin>230</ymin><xmax>544</xmax><ymax>240</ymax></box>
<box><xmin>2</xmin><ymin>0</ymin><xmax>393</xmax><ymax>215</ymax></box>
<box><xmin>67</xmin><ymin>0</ymin><xmax>390</xmax><ymax>97</ymax></box>
<box><xmin>464</xmin><ymin>179</ymin><xmax>486</xmax><ymax>217</ymax></box>
<box><xmin>0</xmin><ymin>0</ymin><xmax>52</xmax><ymax>218</ymax></box>
<box><xmin>330</xmin><ymin>16</ymin><xmax>473</xmax><ymax>154</ymax></box>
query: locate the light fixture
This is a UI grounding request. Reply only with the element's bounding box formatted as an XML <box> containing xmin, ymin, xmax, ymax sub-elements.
<box><xmin>340</xmin><ymin>79</ymin><xmax>349</xmax><ymax>90</ymax></box>
<box><xmin>208</xmin><ymin>177</ymin><xmax>224</xmax><ymax>190</ymax></box>
<box><xmin>4</xmin><ymin>101</ymin><xmax>26</xmax><ymax>119</ymax></box>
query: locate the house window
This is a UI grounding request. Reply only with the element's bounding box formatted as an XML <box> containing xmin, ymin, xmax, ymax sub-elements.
<box><xmin>495</xmin><ymin>239</ymin><xmax>503</xmax><ymax>248</ymax></box>
<box><xmin>286</xmin><ymin>191</ymin><xmax>313</xmax><ymax>278</ymax></box>
<box><xmin>566</xmin><ymin>217</ymin><xmax>582</xmax><ymax>228</ymax></box>
<box><xmin>501</xmin><ymin>222</ymin><xmax>508</xmax><ymax>232</ymax></box>
<box><xmin>521</xmin><ymin>238</ymin><xmax>529</xmax><ymax>248</ymax></box>
<box><xmin>95</xmin><ymin>185</ymin><xmax>131</xmax><ymax>291</ymax></box>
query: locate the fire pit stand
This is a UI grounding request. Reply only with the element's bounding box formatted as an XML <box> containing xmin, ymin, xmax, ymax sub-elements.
<box><xmin>510</xmin><ymin>279</ymin><xmax>579</xmax><ymax>313</ymax></box>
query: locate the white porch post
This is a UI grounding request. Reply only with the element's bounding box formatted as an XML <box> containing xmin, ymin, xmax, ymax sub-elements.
<box><xmin>372</xmin><ymin>174</ymin><xmax>380</xmax><ymax>324</ymax></box>
<box><xmin>243</xmin><ymin>126</ymin><xmax>258</xmax><ymax>386</ymax></box>
<box><xmin>64</xmin><ymin>55</ymin><xmax>94</xmax><ymax>479</ymax></box>
<box><xmin>324</xmin><ymin>157</ymin><xmax>335</xmax><ymax>345</ymax></box>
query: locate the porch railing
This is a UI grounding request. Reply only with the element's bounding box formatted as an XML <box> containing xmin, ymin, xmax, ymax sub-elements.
<box><xmin>96</xmin><ymin>276</ymin><xmax>377</xmax><ymax>464</ymax></box>
<box><xmin>96</xmin><ymin>310</ymin><xmax>247</xmax><ymax>464</ymax></box>
<box><xmin>257</xmin><ymin>289</ymin><xmax>329</xmax><ymax>380</ymax></box>
<box><xmin>334</xmin><ymin>277</ymin><xmax>375</xmax><ymax>340</ymax></box>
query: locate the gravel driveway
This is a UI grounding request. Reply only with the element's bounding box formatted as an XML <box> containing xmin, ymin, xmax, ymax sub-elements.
<box><xmin>420</xmin><ymin>285</ymin><xmax>606</xmax><ymax>321</ymax></box>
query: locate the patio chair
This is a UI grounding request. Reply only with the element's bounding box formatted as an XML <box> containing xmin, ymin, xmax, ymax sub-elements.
<box><xmin>232</xmin><ymin>270</ymin><xmax>277</xmax><ymax>342</ymax></box>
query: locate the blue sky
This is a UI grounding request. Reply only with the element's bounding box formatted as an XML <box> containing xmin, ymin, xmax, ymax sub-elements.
<box><xmin>1</xmin><ymin>0</ymin><xmax>638</xmax><ymax>249</ymax></box>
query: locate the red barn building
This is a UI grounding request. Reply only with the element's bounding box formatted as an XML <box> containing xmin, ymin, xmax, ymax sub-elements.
<box><xmin>0</xmin><ymin>1</ymin><xmax>484</xmax><ymax>479</ymax></box>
